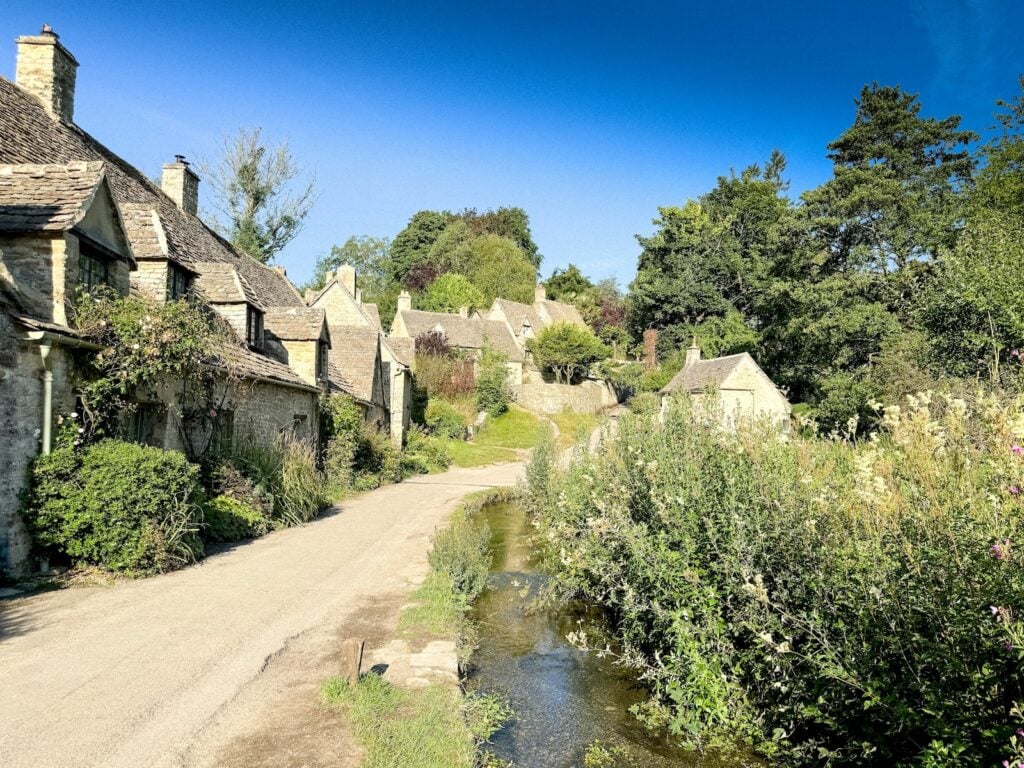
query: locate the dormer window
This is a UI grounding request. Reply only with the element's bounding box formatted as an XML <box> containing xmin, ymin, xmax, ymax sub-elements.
<box><xmin>246</xmin><ymin>305</ymin><xmax>264</xmax><ymax>350</ymax></box>
<box><xmin>77</xmin><ymin>243</ymin><xmax>109</xmax><ymax>290</ymax></box>
<box><xmin>166</xmin><ymin>263</ymin><xmax>191</xmax><ymax>301</ymax></box>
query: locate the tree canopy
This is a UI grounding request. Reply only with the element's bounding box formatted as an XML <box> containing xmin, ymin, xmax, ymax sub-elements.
<box><xmin>528</xmin><ymin>322</ymin><xmax>609</xmax><ymax>384</ymax></box>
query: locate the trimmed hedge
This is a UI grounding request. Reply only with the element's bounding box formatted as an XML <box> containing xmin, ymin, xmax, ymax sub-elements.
<box><xmin>202</xmin><ymin>495</ymin><xmax>271</xmax><ymax>542</ymax></box>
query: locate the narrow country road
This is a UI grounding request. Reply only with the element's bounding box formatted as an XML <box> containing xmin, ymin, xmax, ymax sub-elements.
<box><xmin>0</xmin><ymin>462</ymin><xmax>523</xmax><ymax>768</ymax></box>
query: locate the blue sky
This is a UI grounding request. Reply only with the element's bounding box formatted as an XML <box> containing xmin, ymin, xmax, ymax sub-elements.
<box><xmin>2</xmin><ymin>1</ymin><xmax>1022</xmax><ymax>286</ymax></box>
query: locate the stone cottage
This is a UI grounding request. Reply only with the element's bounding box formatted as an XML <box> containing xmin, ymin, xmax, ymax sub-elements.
<box><xmin>305</xmin><ymin>264</ymin><xmax>412</xmax><ymax>444</ymax></box>
<box><xmin>390</xmin><ymin>292</ymin><xmax>525</xmax><ymax>386</ymax></box>
<box><xmin>485</xmin><ymin>284</ymin><xmax>587</xmax><ymax>349</ymax></box>
<box><xmin>660</xmin><ymin>343</ymin><xmax>791</xmax><ymax>430</ymax></box>
<box><xmin>0</xmin><ymin>26</ymin><xmax>371</xmax><ymax>574</ymax></box>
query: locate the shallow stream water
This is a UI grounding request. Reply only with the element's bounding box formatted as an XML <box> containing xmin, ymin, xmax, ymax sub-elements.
<box><xmin>465</xmin><ymin>501</ymin><xmax>740</xmax><ymax>767</ymax></box>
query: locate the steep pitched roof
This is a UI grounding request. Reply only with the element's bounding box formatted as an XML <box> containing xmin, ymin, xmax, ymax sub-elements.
<box><xmin>396</xmin><ymin>309</ymin><xmax>523</xmax><ymax>361</ymax></box>
<box><xmin>0</xmin><ymin>77</ymin><xmax>302</xmax><ymax>307</ymax></box>
<box><xmin>361</xmin><ymin>302</ymin><xmax>382</xmax><ymax>330</ymax></box>
<box><xmin>386</xmin><ymin>335</ymin><xmax>415</xmax><ymax>368</ymax></box>
<box><xmin>492</xmin><ymin>298</ymin><xmax>542</xmax><ymax>334</ymax></box>
<box><xmin>209</xmin><ymin>344</ymin><xmax>319</xmax><ymax>392</ymax></box>
<box><xmin>0</xmin><ymin>161</ymin><xmax>106</xmax><ymax>232</ymax></box>
<box><xmin>661</xmin><ymin>353</ymin><xmax>748</xmax><ymax>394</ymax></box>
<box><xmin>327</xmin><ymin>325</ymin><xmax>382</xmax><ymax>405</ymax></box>
<box><xmin>193</xmin><ymin>262</ymin><xmax>265</xmax><ymax>309</ymax></box>
<box><xmin>265</xmin><ymin>307</ymin><xmax>329</xmax><ymax>342</ymax></box>
<box><xmin>536</xmin><ymin>298</ymin><xmax>586</xmax><ymax>327</ymax></box>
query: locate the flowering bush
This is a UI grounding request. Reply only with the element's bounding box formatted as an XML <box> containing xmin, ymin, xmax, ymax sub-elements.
<box><xmin>527</xmin><ymin>392</ymin><xmax>1024</xmax><ymax>765</ymax></box>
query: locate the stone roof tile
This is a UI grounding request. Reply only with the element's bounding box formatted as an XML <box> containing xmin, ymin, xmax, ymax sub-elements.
<box><xmin>328</xmin><ymin>325</ymin><xmax>382</xmax><ymax>405</ymax></box>
<box><xmin>265</xmin><ymin>306</ymin><xmax>329</xmax><ymax>342</ymax></box>
<box><xmin>0</xmin><ymin>161</ymin><xmax>105</xmax><ymax>232</ymax></box>
<box><xmin>661</xmin><ymin>353</ymin><xmax>747</xmax><ymax>394</ymax></box>
<box><xmin>396</xmin><ymin>309</ymin><xmax>523</xmax><ymax>361</ymax></box>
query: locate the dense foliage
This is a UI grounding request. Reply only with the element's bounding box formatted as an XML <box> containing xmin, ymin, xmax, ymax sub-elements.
<box><xmin>528</xmin><ymin>322</ymin><xmax>610</xmax><ymax>384</ymax></box>
<box><xmin>526</xmin><ymin>395</ymin><xmax>1024</xmax><ymax>766</ymax></box>
<box><xmin>22</xmin><ymin>440</ymin><xmax>204</xmax><ymax>574</ymax></box>
<box><xmin>420</xmin><ymin>273</ymin><xmax>486</xmax><ymax>313</ymax></box>
<box><xmin>627</xmin><ymin>81</ymin><xmax>1024</xmax><ymax>429</ymax></box>
<box><xmin>474</xmin><ymin>346</ymin><xmax>512</xmax><ymax>416</ymax></box>
<box><xmin>202</xmin><ymin>495</ymin><xmax>271</xmax><ymax>542</ymax></box>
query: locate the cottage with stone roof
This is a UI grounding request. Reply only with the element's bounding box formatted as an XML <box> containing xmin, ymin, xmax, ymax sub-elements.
<box><xmin>0</xmin><ymin>26</ymin><xmax>338</xmax><ymax>575</ymax></box>
<box><xmin>390</xmin><ymin>291</ymin><xmax>525</xmax><ymax>386</ymax></box>
<box><xmin>305</xmin><ymin>264</ymin><xmax>412</xmax><ymax>444</ymax></box>
<box><xmin>660</xmin><ymin>342</ymin><xmax>791</xmax><ymax>430</ymax></box>
<box><xmin>485</xmin><ymin>284</ymin><xmax>587</xmax><ymax>348</ymax></box>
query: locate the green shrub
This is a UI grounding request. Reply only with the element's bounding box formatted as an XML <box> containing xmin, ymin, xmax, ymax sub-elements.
<box><xmin>202</xmin><ymin>495</ymin><xmax>271</xmax><ymax>542</ymax></box>
<box><xmin>475</xmin><ymin>346</ymin><xmax>511</xmax><ymax>417</ymax></box>
<box><xmin>627</xmin><ymin>391</ymin><xmax>661</xmax><ymax>416</ymax></box>
<box><xmin>428</xmin><ymin>507</ymin><xmax>492</xmax><ymax>602</ymax></box>
<box><xmin>404</xmin><ymin>426</ymin><xmax>452</xmax><ymax>473</ymax></box>
<box><xmin>528</xmin><ymin>395</ymin><xmax>1024</xmax><ymax>764</ymax></box>
<box><xmin>320</xmin><ymin>394</ymin><xmax>364</xmax><ymax>496</ymax></box>
<box><xmin>353</xmin><ymin>473</ymin><xmax>381</xmax><ymax>492</ymax></box>
<box><xmin>425</xmin><ymin>398</ymin><xmax>469</xmax><ymax>439</ymax></box>
<box><xmin>230</xmin><ymin>436</ymin><xmax>328</xmax><ymax>527</ymax></box>
<box><xmin>22</xmin><ymin>440</ymin><xmax>204</xmax><ymax>574</ymax></box>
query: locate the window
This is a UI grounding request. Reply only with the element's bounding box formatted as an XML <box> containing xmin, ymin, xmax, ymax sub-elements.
<box><xmin>316</xmin><ymin>341</ymin><xmax>329</xmax><ymax>381</ymax></box>
<box><xmin>246</xmin><ymin>306</ymin><xmax>263</xmax><ymax>349</ymax></box>
<box><xmin>125</xmin><ymin>403</ymin><xmax>159</xmax><ymax>446</ymax></box>
<box><xmin>77</xmin><ymin>244</ymin><xmax>109</xmax><ymax>290</ymax></box>
<box><xmin>291</xmin><ymin>413</ymin><xmax>309</xmax><ymax>439</ymax></box>
<box><xmin>166</xmin><ymin>263</ymin><xmax>191</xmax><ymax>301</ymax></box>
<box><xmin>211</xmin><ymin>409</ymin><xmax>235</xmax><ymax>454</ymax></box>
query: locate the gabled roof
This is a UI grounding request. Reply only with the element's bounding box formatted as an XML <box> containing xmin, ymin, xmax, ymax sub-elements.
<box><xmin>396</xmin><ymin>309</ymin><xmax>523</xmax><ymax>361</ymax></box>
<box><xmin>536</xmin><ymin>298</ymin><xmax>586</xmax><ymax>327</ymax></box>
<box><xmin>661</xmin><ymin>353</ymin><xmax>749</xmax><ymax>394</ymax></box>
<box><xmin>0</xmin><ymin>77</ymin><xmax>302</xmax><ymax>307</ymax></box>
<box><xmin>327</xmin><ymin>325</ymin><xmax>382</xmax><ymax>405</ymax></box>
<box><xmin>361</xmin><ymin>302</ymin><xmax>382</xmax><ymax>330</ymax></box>
<box><xmin>492</xmin><ymin>298</ymin><xmax>542</xmax><ymax>335</ymax></box>
<box><xmin>0</xmin><ymin>161</ymin><xmax>107</xmax><ymax>232</ymax></box>
<box><xmin>211</xmin><ymin>343</ymin><xmax>320</xmax><ymax>392</ymax></box>
<box><xmin>386</xmin><ymin>335</ymin><xmax>415</xmax><ymax>368</ymax></box>
<box><xmin>193</xmin><ymin>262</ymin><xmax>265</xmax><ymax>309</ymax></box>
<box><xmin>265</xmin><ymin>307</ymin><xmax>329</xmax><ymax>343</ymax></box>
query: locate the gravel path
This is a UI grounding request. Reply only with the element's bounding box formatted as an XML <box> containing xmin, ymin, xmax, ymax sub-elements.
<box><xmin>0</xmin><ymin>462</ymin><xmax>524</xmax><ymax>768</ymax></box>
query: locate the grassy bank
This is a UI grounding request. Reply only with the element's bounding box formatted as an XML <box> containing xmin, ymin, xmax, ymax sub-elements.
<box><xmin>525</xmin><ymin>395</ymin><xmax>1024</xmax><ymax>766</ymax></box>
<box><xmin>322</xmin><ymin>488</ymin><xmax>515</xmax><ymax>767</ymax></box>
<box><xmin>448</xmin><ymin>407</ymin><xmax>548</xmax><ymax>468</ymax></box>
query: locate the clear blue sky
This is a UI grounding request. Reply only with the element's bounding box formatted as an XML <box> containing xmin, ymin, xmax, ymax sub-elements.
<box><xmin>3</xmin><ymin>1</ymin><xmax>1022</xmax><ymax>287</ymax></box>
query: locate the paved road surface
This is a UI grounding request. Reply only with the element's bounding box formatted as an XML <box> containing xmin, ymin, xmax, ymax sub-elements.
<box><xmin>0</xmin><ymin>462</ymin><xmax>523</xmax><ymax>768</ymax></box>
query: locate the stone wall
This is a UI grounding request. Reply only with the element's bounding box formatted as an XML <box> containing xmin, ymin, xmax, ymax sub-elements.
<box><xmin>516</xmin><ymin>378</ymin><xmax>620</xmax><ymax>415</ymax></box>
<box><xmin>132</xmin><ymin>260</ymin><xmax>168</xmax><ymax>301</ymax></box>
<box><xmin>0</xmin><ymin>334</ymin><xmax>75</xmax><ymax>575</ymax></box>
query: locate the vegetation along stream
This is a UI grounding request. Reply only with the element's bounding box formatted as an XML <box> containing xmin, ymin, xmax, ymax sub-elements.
<box><xmin>466</xmin><ymin>500</ymin><xmax>738</xmax><ymax>767</ymax></box>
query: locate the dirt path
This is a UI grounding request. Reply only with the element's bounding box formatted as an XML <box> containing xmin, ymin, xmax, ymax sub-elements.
<box><xmin>0</xmin><ymin>462</ymin><xmax>524</xmax><ymax>768</ymax></box>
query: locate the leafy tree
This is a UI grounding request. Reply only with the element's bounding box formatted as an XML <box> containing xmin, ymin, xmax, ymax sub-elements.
<box><xmin>426</xmin><ymin>219</ymin><xmax>474</xmax><ymax>274</ymax></box>
<box><xmin>528</xmin><ymin>322</ymin><xmax>609</xmax><ymax>384</ymax></box>
<box><xmin>465</xmin><ymin>234</ymin><xmax>537</xmax><ymax>306</ymax></box>
<box><xmin>919</xmin><ymin>210</ymin><xmax>1024</xmax><ymax>378</ymax></box>
<box><xmin>973</xmin><ymin>76</ymin><xmax>1024</xmax><ymax>218</ymax></box>
<box><xmin>305</xmin><ymin>235</ymin><xmax>391</xmax><ymax>294</ymax></box>
<box><xmin>420</xmin><ymin>273</ymin><xmax>485</xmax><ymax>314</ymax></box>
<box><xmin>801</xmin><ymin>84</ymin><xmax>976</xmax><ymax>275</ymax></box>
<box><xmin>202</xmin><ymin>127</ymin><xmax>317</xmax><ymax>264</ymax></box>
<box><xmin>390</xmin><ymin>210</ymin><xmax>455</xmax><ymax>281</ymax></box>
<box><xmin>461</xmin><ymin>206</ymin><xmax>542</xmax><ymax>268</ymax></box>
<box><xmin>545</xmin><ymin>263</ymin><xmax>594</xmax><ymax>302</ymax></box>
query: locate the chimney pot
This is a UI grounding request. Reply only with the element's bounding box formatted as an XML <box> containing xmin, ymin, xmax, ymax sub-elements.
<box><xmin>16</xmin><ymin>26</ymin><xmax>78</xmax><ymax>122</ymax></box>
<box><xmin>161</xmin><ymin>157</ymin><xmax>200</xmax><ymax>216</ymax></box>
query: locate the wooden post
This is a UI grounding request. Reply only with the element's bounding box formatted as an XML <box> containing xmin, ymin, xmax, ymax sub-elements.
<box><xmin>340</xmin><ymin>638</ymin><xmax>364</xmax><ymax>686</ymax></box>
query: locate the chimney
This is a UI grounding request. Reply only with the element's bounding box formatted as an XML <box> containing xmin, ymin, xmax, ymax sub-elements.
<box><xmin>338</xmin><ymin>264</ymin><xmax>356</xmax><ymax>296</ymax></box>
<box><xmin>535</xmin><ymin>283</ymin><xmax>547</xmax><ymax>302</ymax></box>
<box><xmin>16</xmin><ymin>25</ymin><xmax>78</xmax><ymax>123</ymax></box>
<box><xmin>323</xmin><ymin>269</ymin><xmax>335</xmax><ymax>285</ymax></box>
<box><xmin>686</xmin><ymin>337</ymin><xmax>701</xmax><ymax>366</ymax></box>
<box><xmin>304</xmin><ymin>288</ymin><xmax>317</xmax><ymax>305</ymax></box>
<box><xmin>396</xmin><ymin>291</ymin><xmax>412</xmax><ymax>313</ymax></box>
<box><xmin>355</xmin><ymin>288</ymin><xmax>362</xmax><ymax>304</ymax></box>
<box><xmin>643</xmin><ymin>328</ymin><xmax>658</xmax><ymax>371</ymax></box>
<box><xmin>161</xmin><ymin>156</ymin><xmax>200</xmax><ymax>215</ymax></box>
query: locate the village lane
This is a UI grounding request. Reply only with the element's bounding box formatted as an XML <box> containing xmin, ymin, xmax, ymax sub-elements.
<box><xmin>0</xmin><ymin>461</ymin><xmax>524</xmax><ymax>768</ymax></box>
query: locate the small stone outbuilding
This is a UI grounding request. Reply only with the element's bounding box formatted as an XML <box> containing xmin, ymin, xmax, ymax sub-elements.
<box><xmin>660</xmin><ymin>343</ymin><xmax>791</xmax><ymax>430</ymax></box>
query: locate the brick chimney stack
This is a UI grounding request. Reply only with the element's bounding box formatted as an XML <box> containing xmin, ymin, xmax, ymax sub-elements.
<box><xmin>16</xmin><ymin>25</ymin><xmax>78</xmax><ymax>123</ymax></box>
<box><xmin>161</xmin><ymin>156</ymin><xmax>200</xmax><ymax>215</ymax></box>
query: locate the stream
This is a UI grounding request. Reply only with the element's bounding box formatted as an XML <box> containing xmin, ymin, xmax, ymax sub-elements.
<box><xmin>465</xmin><ymin>501</ymin><xmax>739</xmax><ymax>767</ymax></box>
